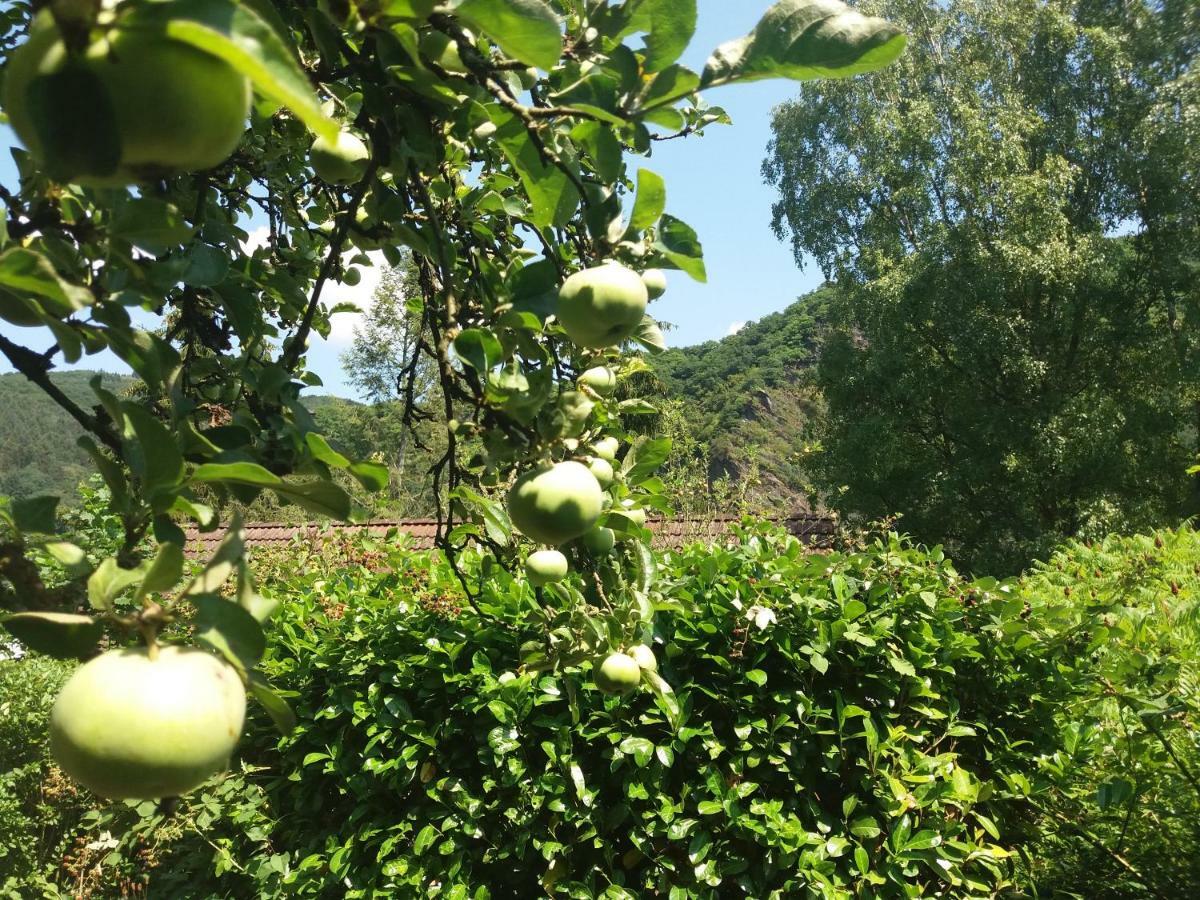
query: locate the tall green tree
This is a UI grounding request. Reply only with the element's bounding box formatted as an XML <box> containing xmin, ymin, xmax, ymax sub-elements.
<box><xmin>765</xmin><ymin>0</ymin><xmax>1199</xmax><ymax>571</ymax></box>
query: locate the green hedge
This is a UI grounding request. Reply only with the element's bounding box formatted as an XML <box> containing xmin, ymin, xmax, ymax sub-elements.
<box><xmin>3</xmin><ymin>523</ymin><xmax>1199</xmax><ymax>897</ymax></box>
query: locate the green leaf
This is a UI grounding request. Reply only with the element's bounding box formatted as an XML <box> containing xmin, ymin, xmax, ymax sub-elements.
<box><xmin>306</xmin><ymin>432</ymin><xmax>351</xmax><ymax>468</ymax></box>
<box><xmin>349</xmin><ymin>461</ymin><xmax>390</xmax><ymax>492</ymax></box>
<box><xmin>11</xmin><ymin>495</ymin><xmax>58</xmax><ymax>534</ymax></box>
<box><xmin>276</xmin><ymin>480</ymin><xmax>352</xmax><ymax>520</ymax></box>
<box><xmin>127</xmin><ymin>0</ymin><xmax>338</xmax><ymax>141</ymax></box>
<box><xmin>454</xmin><ymin>328</ymin><xmax>504</xmax><ymax>372</ymax></box>
<box><xmin>42</xmin><ymin>541</ymin><xmax>91</xmax><ymax>576</ymax></box>
<box><xmin>701</xmin><ymin>0</ymin><xmax>906</xmax><ymax>88</ymax></box>
<box><xmin>746</xmin><ymin>669</ymin><xmax>767</xmax><ymax>687</ymax></box>
<box><xmin>248</xmin><ymin>671</ymin><xmax>297</xmax><ymax>734</ymax></box>
<box><xmin>122</xmin><ymin>404</ymin><xmax>184</xmax><ymax>492</ymax></box>
<box><xmin>110</xmin><ymin>197</ymin><xmax>194</xmax><ymax>251</ymax></box>
<box><xmin>489</xmin><ymin>109</ymin><xmax>579</xmax><ymax>228</ymax></box>
<box><xmin>0</xmin><ymin>248</ymin><xmax>92</xmax><ymax>317</ymax></box>
<box><xmin>1</xmin><ymin>612</ymin><xmax>103</xmax><ymax>659</ymax></box>
<box><xmin>619</xmin><ymin>736</ymin><xmax>655</xmax><ymax>767</ymax></box>
<box><xmin>185</xmin><ymin>518</ymin><xmax>244</xmax><ymax>597</ymax></box>
<box><xmin>632</xmin><ymin>315</ymin><xmax>667</xmax><ymax>354</ymax></box>
<box><xmin>413</xmin><ymin>823</ymin><xmax>439</xmax><ymax>855</ymax></box>
<box><xmin>456</xmin><ymin>0</ymin><xmax>563</xmax><ymax>70</ymax></box>
<box><xmin>192</xmin><ymin>463</ymin><xmax>351</xmax><ymax>519</ymax></box>
<box><xmin>192</xmin><ymin>461</ymin><xmax>283</xmax><ymax>488</ymax></box>
<box><xmin>88</xmin><ymin>557</ymin><xmax>150</xmax><ymax>611</ymax></box>
<box><xmin>654</xmin><ymin>214</ymin><xmax>706</xmax><ymax>282</ymax></box>
<box><xmin>622</xmin><ymin>436</ymin><xmax>672</xmax><ymax>484</ymax></box>
<box><xmin>134</xmin><ymin>542</ymin><xmax>185</xmax><ymax>602</ymax></box>
<box><xmin>193</xmin><ymin>592</ymin><xmax>267</xmax><ymax>671</ymax></box>
<box><xmin>630</xmin><ymin>169</ymin><xmax>666</xmax><ymax>231</ymax></box>
<box><xmin>631</xmin><ymin>0</ymin><xmax>697</xmax><ymax>74</ymax></box>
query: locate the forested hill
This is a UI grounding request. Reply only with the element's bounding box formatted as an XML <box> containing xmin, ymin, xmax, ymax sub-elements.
<box><xmin>650</xmin><ymin>284</ymin><xmax>833</xmax><ymax>504</ymax></box>
<box><xmin>1</xmin><ymin>288</ymin><xmax>833</xmax><ymax>507</ymax></box>
<box><xmin>0</xmin><ymin>371</ymin><xmax>137</xmax><ymax>501</ymax></box>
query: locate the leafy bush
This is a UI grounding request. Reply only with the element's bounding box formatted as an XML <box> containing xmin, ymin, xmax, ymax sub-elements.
<box><xmin>1011</xmin><ymin>528</ymin><xmax>1200</xmax><ymax>897</ymax></box>
<box><xmin>0</xmin><ymin>653</ymin><xmax>79</xmax><ymax>895</ymax></box>
<box><xmin>7</xmin><ymin>524</ymin><xmax>1198</xmax><ymax>897</ymax></box>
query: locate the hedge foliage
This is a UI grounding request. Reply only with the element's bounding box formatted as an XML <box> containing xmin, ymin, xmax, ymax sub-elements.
<box><xmin>2</xmin><ymin>523</ymin><xmax>1199</xmax><ymax>897</ymax></box>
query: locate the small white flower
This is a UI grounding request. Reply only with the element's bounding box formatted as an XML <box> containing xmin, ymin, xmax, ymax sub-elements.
<box><xmin>746</xmin><ymin>605</ymin><xmax>777</xmax><ymax>630</ymax></box>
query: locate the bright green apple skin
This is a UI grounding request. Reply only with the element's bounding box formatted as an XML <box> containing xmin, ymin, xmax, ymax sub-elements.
<box><xmin>587</xmin><ymin>456</ymin><xmax>615</xmax><ymax>489</ymax></box>
<box><xmin>526</xmin><ymin>549</ymin><xmax>569</xmax><ymax>586</ymax></box>
<box><xmin>311</xmin><ymin>131</ymin><xmax>369</xmax><ymax>184</ymax></box>
<box><xmin>557</xmin><ymin>264</ymin><xmax>649</xmax><ymax>349</ymax></box>
<box><xmin>595</xmin><ymin>652</ymin><xmax>641</xmax><ymax>695</ymax></box>
<box><xmin>5</xmin><ymin>15</ymin><xmax>250</xmax><ymax>184</ymax></box>
<box><xmin>629</xmin><ymin>643</ymin><xmax>658</xmax><ymax>672</ymax></box>
<box><xmin>507</xmin><ymin>461</ymin><xmax>604</xmax><ymax>545</ymax></box>
<box><xmin>578</xmin><ymin>366</ymin><xmax>617</xmax><ymax>396</ymax></box>
<box><xmin>619</xmin><ymin>503</ymin><xmax>647</xmax><ymax>528</ymax></box>
<box><xmin>641</xmin><ymin>269</ymin><xmax>667</xmax><ymax>299</ymax></box>
<box><xmin>592</xmin><ymin>436</ymin><xmax>620</xmax><ymax>462</ymax></box>
<box><xmin>50</xmin><ymin>646</ymin><xmax>246</xmax><ymax>799</ymax></box>
<box><xmin>582</xmin><ymin>526</ymin><xmax>616</xmax><ymax>555</ymax></box>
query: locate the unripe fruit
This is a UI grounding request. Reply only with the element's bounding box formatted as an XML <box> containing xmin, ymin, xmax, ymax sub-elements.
<box><xmin>423</xmin><ymin>31</ymin><xmax>469</xmax><ymax>74</ymax></box>
<box><xmin>619</xmin><ymin>501</ymin><xmax>647</xmax><ymax>528</ymax></box>
<box><xmin>592</xmin><ymin>436</ymin><xmax>620</xmax><ymax>462</ymax></box>
<box><xmin>582</xmin><ymin>526</ymin><xmax>616</xmax><ymax>555</ymax></box>
<box><xmin>628</xmin><ymin>644</ymin><xmax>658</xmax><ymax>672</ymax></box>
<box><xmin>526</xmin><ymin>549</ymin><xmax>569</xmax><ymax>586</ymax></box>
<box><xmin>4</xmin><ymin>14</ymin><xmax>251</xmax><ymax>185</ymax></box>
<box><xmin>50</xmin><ymin>646</ymin><xmax>246</xmax><ymax>799</ymax></box>
<box><xmin>587</xmin><ymin>456</ymin><xmax>615</xmax><ymax>489</ymax></box>
<box><xmin>577</xmin><ymin>366</ymin><xmax>617</xmax><ymax>396</ymax></box>
<box><xmin>342</xmin><ymin>267</ymin><xmax>361</xmax><ymax>286</ymax></box>
<box><xmin>641</xmin><ymin>268</ymin><xmax>668</xmax><ymax>299</ymax></box>
<box><xmin>507</xmin><ymin>461</ymin><xmax>603</xmax><ymax>545</ymax></box>
<box><xmin>557</xmin><ymin>263</ymin><xmax>648</xmax><ymax>349</ymax></box>
<box><xmin>595</xmin><ymin>652</ymin><xmax>641</xmax><ymax>695</ymax></box>
<box><xmin>310</xmin><ymin>131</ymin><xmax>369</xmax><ymax>184</ymax></box>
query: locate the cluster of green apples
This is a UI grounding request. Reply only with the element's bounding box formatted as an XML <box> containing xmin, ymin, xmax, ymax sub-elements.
<box><xmin>4</xmin><ymin>10</ymin><xmax>250</xmax><ymax>185</ymax></box>
<box><xmin>506</xmin><ymin>261</ymin><xmax>667</xmax><ymax>696</ymax></box>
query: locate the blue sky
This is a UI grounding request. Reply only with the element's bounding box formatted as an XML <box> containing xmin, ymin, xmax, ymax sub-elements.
<box><xmin>0</xmin><ymin>2</ymin><xmax>819</xmax><ymax>399</ymax></box>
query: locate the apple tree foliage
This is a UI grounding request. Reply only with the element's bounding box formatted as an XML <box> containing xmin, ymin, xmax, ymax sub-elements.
<box><xmin>0</xmin><ymin>0</ymin><xmax>903</xmax><ymax>795</ymax></box>
<box><xmin>764</xmin><ymin>0</ymin><xmax>1200</xmax><ymax>573</ymax></box>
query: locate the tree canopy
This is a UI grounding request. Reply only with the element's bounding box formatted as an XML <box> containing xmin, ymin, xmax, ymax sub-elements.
<box><xmin>765</xmin><ymin>0</ymin><xmax>1199</xmax><ymax>571</ymax></box>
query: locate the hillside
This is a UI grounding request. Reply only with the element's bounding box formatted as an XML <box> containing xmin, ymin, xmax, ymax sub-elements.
<box><xmin>650</xmin><ymin>284</ymin><xmax>833</xmax><ymax>506</ymax></box>
<box><xmin>0</xmin><ymin>371</ymin><xmax>138</xmax><ymax>502</ymax></box>
<box><xmin>1</xmin><ymin>289</ymin><xmax>832</xmax><ymax>509</ymax></box>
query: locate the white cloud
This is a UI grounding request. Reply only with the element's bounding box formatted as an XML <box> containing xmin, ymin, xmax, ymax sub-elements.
<box><xmin>241</xmin><ymin>225</ymin><xmax>272</xmax><ymax>254</ymax></box>
<box><xmin>726</xmin><ymin>321</ymin><xmax>747</xmax><ymax>336</ymax></box>
<box><xmin>239</xmin><ymin>224</ymin><xmax>386</xmax><ymax>346</ymax></box>
<box><xmin>324</xmin><ymin>250</ymin><xmax>387</xmax><ymax>345</ymax></box>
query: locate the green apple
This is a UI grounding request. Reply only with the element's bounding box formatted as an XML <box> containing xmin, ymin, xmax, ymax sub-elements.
<box><xmin>587</xmin><ymin>456</ymin><xmax>614</xmax><ymax>489</ymax></box>
<box><xmin>641</xmin><ymin>268</ymin><xmax>668</xmax><ymax>299</ymax></box>
<box><xmin>507</xmin><ymin>461</ymin><xmax>603</xmax><ymax>545</ymax></box>
<box><xmin>577</xmin><ymin>366</ymin><xmax>617</xmax><ymax>396</ymax></box>
<box><xmin>4</xmin><ymin>13</ymin><xmax>250</xmax><ymax>184</ymax></box>
<box><xmin>423</xmin><ymin>30</ymin><xmax>470</xmax><ymax>74</ymax></box>
<box><xmin>628</xmin><ymin>643</ymin><xmax>658</xmax><ymax>672</ymax></box>
<box><xmin>591</xmin><ymin>436</ymin><xmax>620</xmax><ymax>462</ymax></box>
<box><xmin>582</xmin><ymin>526</ymin><xmax>615</xmax><ymax>555</ymax></box>
<box><xmin>526</xmin><ymin>549</ymin><xmax>569</xmax><ymax>586</ymax></box>
<box><xmin>311</xmin><ymin>130</ymin><xmax>370</xmax><ymax>184</ymax></box>
<box><xmin>557</xmin><ymin>263</ymin><xmax>649</xmax><ymax>349</ymax></box>
<box><xmin>619</xmin><ymin>500</ymin><xmax>647</xmax><ymax>528</ymax></box>
<box><xmin>595</xmin><ymin>652</ymin><xmax>641</xmax><ymax>695</ymax></box>
<box><xmin>50</xmin><ymin>646</ymin><xmax>246</xmax><ymax>799</ymax></box>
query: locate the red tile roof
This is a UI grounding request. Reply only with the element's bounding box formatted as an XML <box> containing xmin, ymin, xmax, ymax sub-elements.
<box><xmin>183</xmin><ymin>513</ymin><xmax>834</xmax><ymax>559</ymax></box>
